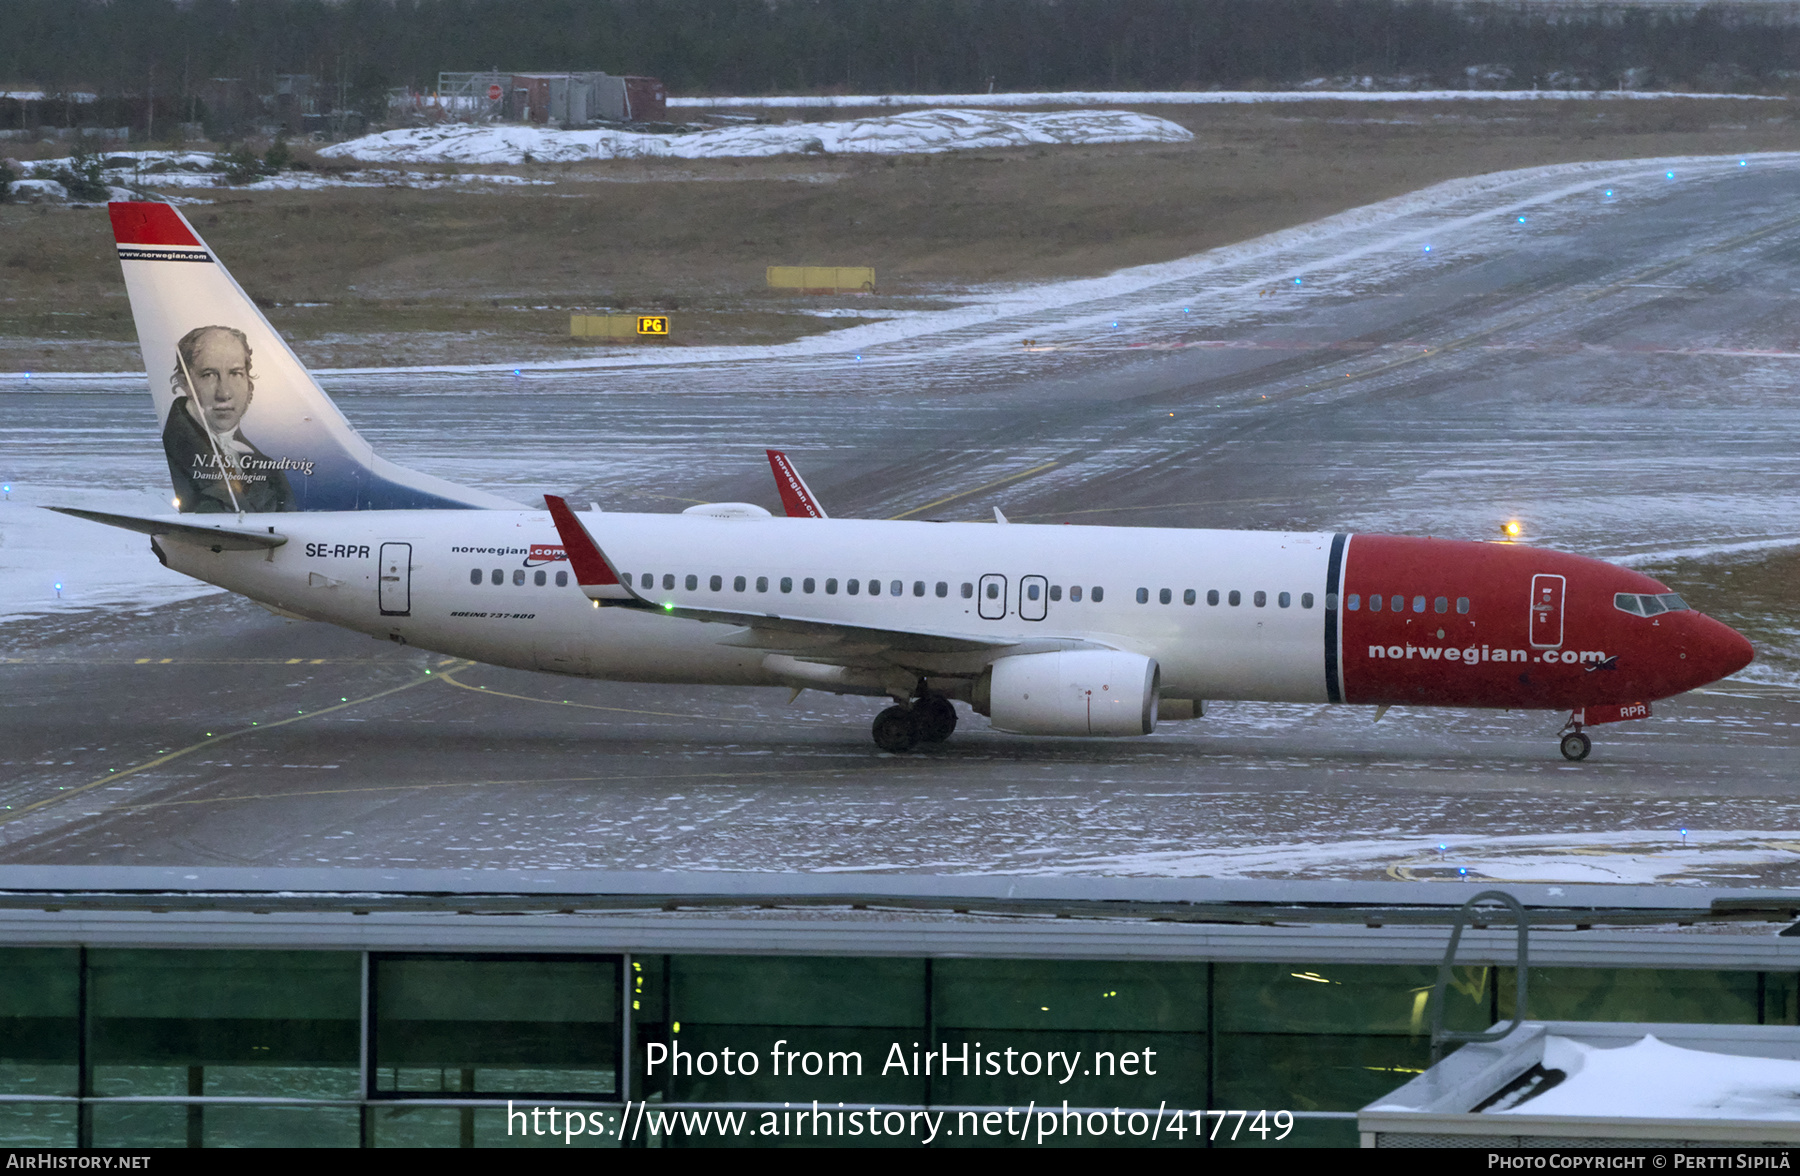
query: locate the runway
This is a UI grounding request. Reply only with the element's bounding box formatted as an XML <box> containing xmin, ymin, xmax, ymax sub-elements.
<box><xmin>3</xmin><ymin>154</ymin><xmax>1798</xmax><ymax>880</ymax></box>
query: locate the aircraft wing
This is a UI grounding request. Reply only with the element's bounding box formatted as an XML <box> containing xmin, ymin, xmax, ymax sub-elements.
<box><xmin>544</xmin><ymin>494</ymin><xmax>1053</xmax><ymax>660</ymax></box>
<box><xmin>49</xmin><ymin>507</ymin><xmax>288</xmax><ymax>551</ymax></box>
<box><xmin>765</xmin><ymin>449</ymin><xmax>829</xmax><ymax>518</ymax></box>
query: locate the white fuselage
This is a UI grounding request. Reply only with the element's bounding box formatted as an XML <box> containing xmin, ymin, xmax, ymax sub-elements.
<box><xmin>162</xmin><ymin>509</ymin><xmax>1336</xmax><ymax>703</ymax></box>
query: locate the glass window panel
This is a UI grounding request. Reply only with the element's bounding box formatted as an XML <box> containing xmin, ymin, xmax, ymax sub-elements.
<box><xmin>756</xmin><ymin>576</ymin><xmax>769</xmax><ymax>592</ymax></box>
<box><xmin>1213</xmin><ymin>963</ymin><xmax>1490</xmax><ymax>1037</ymax></box>
<box><xmin>734</xmin><ymin>576</ymin><xmax>746</xmax><ymax>592</ymax></box>
<box><xmin>780</xmin><ymin>577</ymin><xmax>793</xmax><ymax>593</ymax></box>
<box><xmin>1253</xmin><ymin>591</ymin><xmax>1267</xmax><ymax>607</ymax></box>
<box><xmin>88</xmin><ymin>950</ymin><xmax>359</xmax><ymax>1098</ymax></box>
<box><xmin>1091</xmin><ymin>587</ymin><xmax>1104</xmax><ymax>603</ymax></box>
<box><xmin>556</xmin><ymin>571</ymin><xmax>568</xmax><ymax>587</ymax></box>
<box><xmin>936</xmin><ymin>582</ymin><xmax>948</xmax><ymax>598</ymax></box>
<box><xmin>934</xmin><ymin>960</ymin><xmax>1208</xmax><ymax>1032</ymax></box>
<box><xmin>1214</xmin><ymin>1031</ymin><xmax>1431</xmax><ymax>1113</ymax></box>
<box><xmin>1183</xmin><ymin>589</ymin><xmax>1195</xmax><ymax>605</ymax></box>
<box><xmin>203</xmin><ymin>1104</ymin><xmax>360</xmax><ymax>1147</ymax></box>
<box><xmin>933</xmin><ymin>1028</ymin><xmax>1206</xmax><ymax>1110</ymax></box>
<box><xmin>686</xmin><ymin>574</ymin><xmax>698</xmax><ymax>590</ymax></box>
<box><xmin>1278</xmin><ymin>592</ymin><xmax>1291</xmax><ymax>608</ymax></box>
<box><xmin>663</xmin><ymin>574</ymin><xmax>675</xmax><ymax>591</ymax></box>
<box><xmin>0</xmin><ymin>948</ymin><xmax>79</xmax><ymax>1098</ymax></box>
<box><xmin>710</xmin><ymin>575</ymin><xmax>722</xmax><ymax>591</ymax></box>
<box><xmin>0</xmin><ymin>1104</ymin><xmax>76</xmax><ymax>1147</ymax></box>
<box><xmin>1457</xmin><ymin>596</ymin><xmax>1470</xmax><ymax>614</ymax></box>
<box><xmin>1302</xmin><ymin>593</ymin><xmax>1314</xmax><ymax>609</ymax></box>
<box><xmin>1070</xmin><ymin>586</ymin><xmax>1082</xmax><ymax>602</ymax></box>
<box><xmin>1227</xmin><ymin>591</ymin><xmax>1240</xmax><ymax>606</ymax></box>
<box><xmin>803</xmin><ymin>577</ymin><xmax>815</xmax><ymax>593</ymax></box>
<box><xmin>1499</xmin><ymin>968</ymin><xmax>1762</xmax><ymax>1024</ymax></box>
<box><xmin>672</xmin><ymin>957</ymin><xmax>924</xmax><ymax>1028</ymax></box>
<box><xmin>491</xmin><ymin>569</ymin><xmax>503</xmax><ymax>586</ymax></box>
<box><xmin>1207</xmin><ymin>590</ymin><xmax>1219</xmax><ymax>606</ymax></box>
<box><xmin>1135</xmin><ymin>588</ymin><xmax>1148</xmax><ymax>604</ymax></box>
<box><xmin>374</xmin><ymin>956</ymin><xmax>618</xmax><ymax>1096</ymax></box>
<box><xmin>370</xmin><ymin>1104</ymin><xmax>622</xmax><ymax>1148</ymax></box>
<box><xmin>469</xmin><ymin>569</ymin><xmax>481</xmax><ymax>585</ymax></box>
<box><xmin>90</xmin><ymin>1102</ymin><xmax>187</xmax><ymax>1148</ymax></box>
<box><xmin>913</xmin><ymin>581</ymin><xmax>925</xmax><ymax>597</ymax></box>
<box><xmin>534</xmin><ymin>570</ymin><xmax>546</xmax><ymax>587</ymax></box>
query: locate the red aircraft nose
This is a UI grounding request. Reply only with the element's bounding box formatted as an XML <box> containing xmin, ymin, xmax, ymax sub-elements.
<box><xmin>1680</xmin><ymin>613</ymin><xmax>1755</xmax><ymax>690</ymax></box>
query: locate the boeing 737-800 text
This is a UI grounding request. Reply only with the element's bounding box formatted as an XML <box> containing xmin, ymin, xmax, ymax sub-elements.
<box><xmin>58</xmin><ymin>202</ymin><xmax>1754</xmax><ymax>758</ymax></box>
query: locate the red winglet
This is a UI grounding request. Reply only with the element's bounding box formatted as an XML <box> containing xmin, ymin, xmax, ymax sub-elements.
<box><xmin>766</xmin><ymin>449</ymin><xmax>829</xmax><ymax>519</ymax></box>
<box><xmin>543</xmin><ymin>495</ymin><xmax>634</xmax><ymax>601</ymax></box>
<box><xmin>108</xmin><ymin>202</ymin><xmax>202</xmax><ymax>248</ymax></box>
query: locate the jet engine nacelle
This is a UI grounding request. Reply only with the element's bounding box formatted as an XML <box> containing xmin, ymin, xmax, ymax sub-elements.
<box><xmin>980</xmin><ymin>650</ymin><xmax>1160</xmax><ymax>736</ymax></box>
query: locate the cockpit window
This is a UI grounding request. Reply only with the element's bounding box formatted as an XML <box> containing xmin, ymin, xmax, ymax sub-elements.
<box><xmin>1615</xmin><ymin>592</ymin><xmax>1688</xmax><ymax>616</ymax></box>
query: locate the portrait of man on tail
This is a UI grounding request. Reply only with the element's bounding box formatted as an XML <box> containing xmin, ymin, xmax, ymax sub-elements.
<box><xmin>161</xmin><ymin>324</ymin><xmax>297</xmax><ymax>513</ymax></box>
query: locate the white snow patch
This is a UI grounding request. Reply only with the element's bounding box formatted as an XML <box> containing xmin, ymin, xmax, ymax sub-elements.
<box><xmin>673</xmin><ymin>89</ymin><xmax>1781</xmax><ymax>109</ymax></box>
<box><xmin>320</xmin><ymin>108</ymin><xmax>1193</xmax><ymax>165</ymax></box>
<box><xmin>1495</xmin><ymin>1035</ymin><xmax>1800</xmax><ymax>1120</ymax></box>
<box><xmin>0</xmin><ymin>491</ymin><xmax>224</xmax><ymax>623</ymax></box>
<box><xmin>1031</xmin><ymin>829</ymin><xmax>1800</xmax><ymax>882</ymax></box>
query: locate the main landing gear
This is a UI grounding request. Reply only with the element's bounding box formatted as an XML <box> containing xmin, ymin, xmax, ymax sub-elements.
<box><xmin>871</xmin><ymin>696</ymin><xmax>958</xmax><ymax>753</ymax></box>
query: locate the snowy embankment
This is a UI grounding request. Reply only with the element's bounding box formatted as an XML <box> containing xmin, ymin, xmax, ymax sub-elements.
<box><xmin>673</xmin><ymin>88</ymin><xmax>1780</xmax><ymax>108</ymax></box>
<box><xmin>319</xmin><ymin>108</ymin><xmax>1191</xmax><ymax>165</ymax></box>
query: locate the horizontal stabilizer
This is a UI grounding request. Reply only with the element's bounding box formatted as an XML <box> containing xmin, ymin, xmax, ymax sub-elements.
<box><xmin>50</xmin><ymin>506</ymin><xmax>287</xmax><ymax>551</ymax></box>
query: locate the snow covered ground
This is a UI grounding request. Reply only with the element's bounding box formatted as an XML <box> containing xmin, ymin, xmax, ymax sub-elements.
<box><xmin>319</xmin><ymin>107</ymin><xmax>1192</xmax><ymax>164</ymax></box>
<box><xmin>1495</xmin><ymin>1035</ymin><xmax>1800</xmax><ymax>1120</ymax></box>
<box><xmin>1034</xmin><ymin>829</ymin><xmax>1800</xmax><ymax>884</ymax></box>
<box><xmin>673</xmin><ymin>88</ymin><xmax>1780</xmax><ymax>109</ymax></box>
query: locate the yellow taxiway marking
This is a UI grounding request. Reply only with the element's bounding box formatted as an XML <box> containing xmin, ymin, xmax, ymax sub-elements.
<box><xmin>887</xmin><ymin>461</ymin><xmax>1059</xmax><ymax>521</ymax></box>
<box><xmin>0</xmin><ymin>672</ymin><xmax>436</xmax><ymax>825</ymax></box>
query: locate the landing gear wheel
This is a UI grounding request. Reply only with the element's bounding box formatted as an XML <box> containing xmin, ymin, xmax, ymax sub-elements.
<box><xmin>912</xmin><ymin>696</ymin><xmax>957</xmax><ymax>743</ymax></box>
<box><xmin>872</xmin><ymin>706</ymin><xmax>919</xmax><ymax>753</ymax></box>
<box><xmin>1560</xmin><ymin>731</ymin><xmax>1592</xmax><ymax>762</ymax></box>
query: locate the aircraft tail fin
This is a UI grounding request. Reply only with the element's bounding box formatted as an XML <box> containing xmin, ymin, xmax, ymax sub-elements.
<box><xmin>108</xmin><ymin>201</ymin><xmax>520</xmax><ymax>514</ymax></box>
<box><xmin>765</xmin><ymin>449</ymin><xmax>829</xmax><ymax>518</ymax></box>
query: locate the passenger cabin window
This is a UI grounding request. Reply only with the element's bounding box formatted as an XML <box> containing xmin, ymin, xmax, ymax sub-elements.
<box><xmin>1301</xmin><ymin>592</ymin><xmax>1314</xmax><ymax>609</ymax></box>
<box><xmin>986</xmin><ymin>582</ymin><xmax>1001</xmax><ymax>600</ymax></box>
<box><xmin>804</xmin><ymin>578</ymin><xmax>816</xmax><ymax>593</ymax></box>
<box><xmin>914</xmin><ymin>581</ymin><xmax>926</xmax><ymax>597</ymax></box>
<box><xmin>826</xmin><ymin>578</ymin><xmax>839</xmax><ymax>594</ymax></box>
<box><xmin>710</xmin><ymin>575</ymin><xmax>723</xmax><ymax>591</ymax></box>
<box><xmin>1159</xmin><ymin>588</ymin><xmax>1171</xmax><ymax>604</ymax></box>
<box><xmin>1207</xmin><ymin>590</ymin><xmax>1220</xmax><ymax>606</ymax></box>
<box><xmin>1049</xmin><ymin>585</ymin><xmax>1062</xmax><ymax>602</ymax></box>
<box><xmin>780</xmin><ymin>577</ymin><xmax>793</xmax><ymax>593</ymax></box>
<box><xmin>847</xmin><ymin>579</ymin><xmax>859</xmax><ymax>595</ymax></box>
<box><xmin>1183</xmin><ymin>589</ymin><xmax>1196</xmax><ymax>605</ymax></box>
<box><xmin>556</xmin><ymin>571</ymin><xmax>569</xmax><ymax>587</ymax></box>
<box><xmin>1070</xmin><ymin>586</ymin><xmax>1083</xmax><ymax>602</ymax></box>
<box><xmin>1456</xmin><ymin>597</ymin><xmax>1469</xmax><ymax>614</ymax></box>
<box><xmin>491</xmin><ymin>569</ymin><xmax>504</xmax><ymax>586</ymax></box>
<box><xmin>1028</xmin><ymin>583</ymin><xmax>1042</xmax><ymax>601</ymax></box>
<box><xmin>686</xmin><ymin>574</ymin><xmax>698</xmax><ymax>590</ymax></box>
<box><xmin>469</xmin><ymin>569</ymin><xmax>481</xmax><ymax>585</ymax></box>
<box><xmin>1091</xmin><ymin>587</ymin><xmax>1104</xmax><ymax>603</ymax></box>
<box><xmin>1434</xmin><ymin>596</ymin><xmax>1447</xmax><ymax>614</ymax></box>
<box><xmin>756</xmin><ymin>576</ymin><xmax>769</xmax><ymax>592</ymax></box>
<box><xmin>1345</xmin><ymin>594</ymin><xmax>1358</xmax><ymax>610</ymax></box>
<box><xmin>1278</xmin><ymin>591</ymin><xmax>1291</xmax><ymax>608</ymax></box>
<box><xmin>513</xmin><ymin>570</ymin><xmax>526</xmax><ymax>586</ymax></box>
<box><xmin>1228</xmin><ymin>590</ymin><xmax>1241</xmax><ymax>606</ymax></box>
<box><xmin>734</xmin><ymin>576</ymin><xmax>747</xmax><ymax>592</ymax></box>
<box><xmin>535</xmin><ymin>570</ymin><xmax>547</xmax><ymax>587</ymax></box>
<box><xmin>1368</xmin><ymin>594</ymin><xmax>1380</xmax><ymax>612</ymax></box>
<box><xmin>1253</xmin><ymin>591</ymin><xmax>1266</xmax><ymax>607</ymax></box>
<box><xmin>890</xmin><ymin>580</ymin><xmax>902</xmax><ymax>596</ymax></box>
<box><xmin>961</xmin><ymin>583</ymin><xmax>974</xmax><ymax>599</ymax></box>
<box><xmin>936</xmin><ymin>582</ymin><xmax>949</xmax><ymax>598</ymax></box>
<box><xmin>1392</xmin><ymin>595</ymin><xmax>1404</xmax><ymax>612</ymax></box>
<box><xmin>1136</xmin><ymin>588</ymin><xmax>1149</xmax><ymax>604</ymax></box>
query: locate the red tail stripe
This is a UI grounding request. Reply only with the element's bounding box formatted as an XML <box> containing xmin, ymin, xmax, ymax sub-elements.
<box><xmin>766</xmin><ymin>449</ymin><xmax>824</xmax><ymax>518</ymax></box>
<box><xmin>108</xmin><ymin>202</ymin><xmax>201</xmax><ymax>248</ymax></box>
<box><xmin>542</xmin><ymin>496</ymin><xmax>620</xmax><ymax>586</ymax></box>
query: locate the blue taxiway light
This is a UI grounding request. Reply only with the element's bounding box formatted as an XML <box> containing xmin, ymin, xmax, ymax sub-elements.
<box><xmin>1293</xmin><ymin>277</ymin><xmax>1302</xmax><ymax>286</ymax></box>
<box><xmin>1604</xmin><ymin>189</ymin><xmax>1614</xmax><ymax>197</ymax></box>
<box><xmin>1517</xmin><ymin>215</ymin><xmax>1527</xmax><ymax>224</ymax></box>
<box><xmin>1422</xmin><ymin>244</ymin><xmax>1431</xmax><ymax>253</ymax></box>
<box><xmin>1666</xmin><ymin>171</ymin><xmax>1675</xmax><ymax>179</ymax></box>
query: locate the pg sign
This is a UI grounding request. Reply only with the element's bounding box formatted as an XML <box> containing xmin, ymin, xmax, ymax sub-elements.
<box><xmin>636</xmin><ymin>316</ymin><xmax>670</xmax><ymax>337</ymax></box>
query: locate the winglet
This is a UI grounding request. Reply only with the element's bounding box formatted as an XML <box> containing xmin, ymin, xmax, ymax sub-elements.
<box><xmin>544</xmin><ymin>495</ymin><xmax>638</xmax><ymax>602</ymax></box>
<box><xmin>766</xmin><ymin>449</ymin><xmax>829</xmax><ymax>519</ymax></box>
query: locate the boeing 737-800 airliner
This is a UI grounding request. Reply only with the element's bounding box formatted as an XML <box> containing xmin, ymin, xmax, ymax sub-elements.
<box><xmin>58</xmin><ymin>202</ymin><xmax>1754</xmax><ymax>759</ymax></box>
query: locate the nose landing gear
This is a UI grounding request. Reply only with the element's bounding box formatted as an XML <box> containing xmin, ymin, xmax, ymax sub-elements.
<box><xmin>871</xmin><ymin>695</ymin><xmax>959</xmax><ymax>753</ymax></box>
<box><xmin>1557</xmin><ymin>711</ymin><xmax>1593</xmax><ymax>761</ymax></box>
